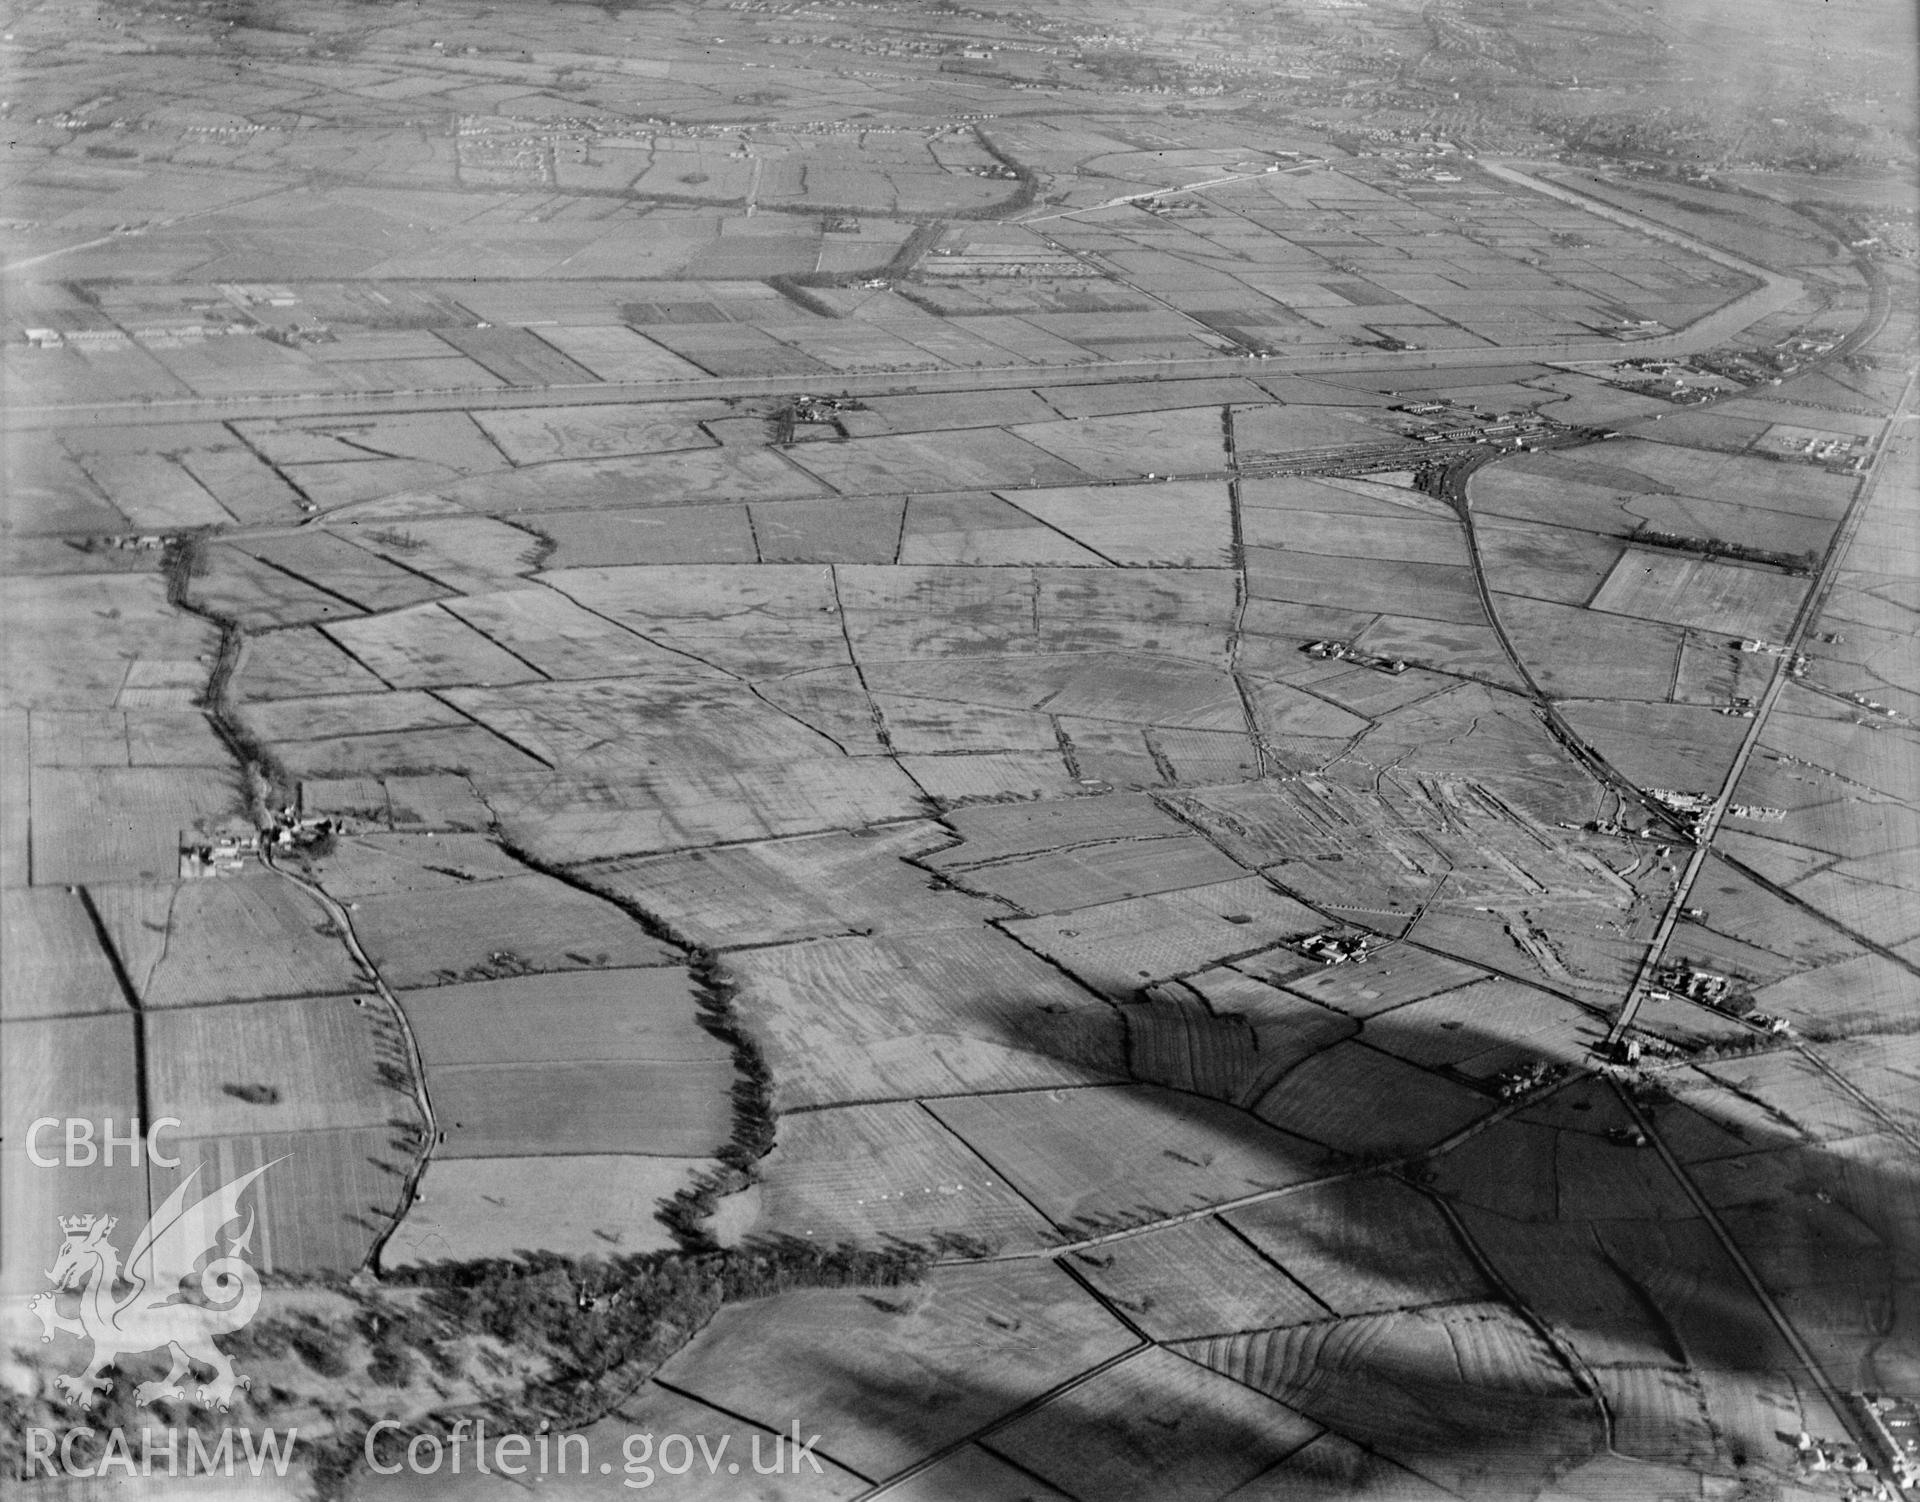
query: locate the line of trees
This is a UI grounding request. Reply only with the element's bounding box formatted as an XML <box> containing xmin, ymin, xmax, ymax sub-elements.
<box><xmin>164</xmin><ymin>533</ymin><xmax>294</xmax><ymax>820</ymax></box>
<box><xmin>1629</xmin><ymin>526</ymin><xmax>1817</xmax><ymax>575</ymax></box>
<box><xmin>383</xmin><ymin>1238</ymin><xmax>929</xmax><ymax>1428</ymax></box>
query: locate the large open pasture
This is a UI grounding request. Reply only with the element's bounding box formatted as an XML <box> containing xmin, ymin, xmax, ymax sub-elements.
<box><xmin>4</xmin><ymin>19</ymin><xmax>1910</xmax><ymax>1493</ymax></box>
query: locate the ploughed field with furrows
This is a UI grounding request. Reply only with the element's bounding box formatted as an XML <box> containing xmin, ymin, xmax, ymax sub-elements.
<box><xmin>3</xmin><ymin>18</ymin><xmax>1915</xmax><ymax>1494</ymax></box>
<box><xmin>12</xmin><ymin>350</ymin><xmax>1914</xmax><ymax>1498</ymax></box>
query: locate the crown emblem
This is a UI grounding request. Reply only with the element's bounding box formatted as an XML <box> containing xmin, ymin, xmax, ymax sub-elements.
<box><xmin>58</xmin><ymin>1214</ymin><xmax>109</xmax><ymax>1235</ymax></box>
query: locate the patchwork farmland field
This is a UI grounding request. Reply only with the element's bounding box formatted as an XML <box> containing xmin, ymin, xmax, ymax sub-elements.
<box><xmin>1</xmin><ymin>888</ymin><xmax>128</xmax><ymax>1019</ymax></box>
<box><xmin>144</xmin><ymin>994</ymin><xmax>400</xmax><ymax>1135</ymax></box>
<box><xmin>927</xmin><ymin>1084</ymin><xmax>1337</xmax><ymax>1234</ymax></box>
<box><xmin>4</xmin><ymin>6</ymin><xmax>1913</xmax><ymax>1496</ymax></box>
<box><xmin>347</xmin><ymin>872</ymin><xmax>678</xmax><ymax>987</ymax></box>
<box><xmin>1588</xmin><ymin>549</ymin><xmax>1807</xmax><ymax>639</ymax></box>
<box><xmin>90</xmin><ymin>876</ymin><xmax>364</xmax><ymax>1007</ymax></box>
<box><xmin>382</xmin><ymin>1154</ymin><xmax>714</xmax><ymax>1265</ymax></box>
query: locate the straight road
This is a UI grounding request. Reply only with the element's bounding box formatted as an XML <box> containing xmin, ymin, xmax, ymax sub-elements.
<box><xmin>2</xmin><ymin>158</ymin><xmax>1826</xmax><ymax>434</ymax></box>
<box><xmin>1479</xmin><ymin>160</ymin><xmax>1809</xmax><ymax>368</ymax></box>
<box><xmin>265</xmin><ymin>848</ymin><xmax>440</xmax><ymax>1273</ymax></box>
<box><xmin>0</xmin><ymin>319</ymin><xmax>1799</xmax><ymax>432</ymax></box>
<box><xmin>1015</xmin><ymin>157</ymin><xmax>1325</xmax><ymax>224</ymax></box>
<box><xmin>1603</xmin><ymin>359</ymin><xmax>1919</xmax><ymax>1046</ymax></box>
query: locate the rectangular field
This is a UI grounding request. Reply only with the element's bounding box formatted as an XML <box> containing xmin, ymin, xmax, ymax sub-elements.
<box><xmin>1246</xmin><ymin>548</ymin><xmax>1487</xmax><ymax>625</ymax></box>
<box><xmin>656</xmin><ymin>1262</ymin><xmax>1133</xmax><ymax>1478</ymax></box>
<box><xmin>1575</xmin><ymin>437</ymin><xmax>1858</xmax><ymax>519</ymax></box>
<box><xmin>753</xmin><ymin>667</ymin><xmax>890</xmax><ymax>755</ymax></box>
<box><xmin>899</xmin><ymin>750</ymin><xmax>1086</xmax><ymax>803</ymax></box>
<box><xmin>1</xmin><ymin>888</ymin><xmax>127</xmax><ymax>1018</ymax></box>
<box><xmin>1182</xmin><ymin>1302</ymin><xmax>1592</xmax><ymax>1493</ymax></box>
<box><xmin>534</xmin><ymin>505</ymin><xmax>759</xmax><ymax>568</ymax></box>
<box><xmin>382</xmin><ymin>1153</ymin><xmax>703</xmax><ymax>1266</ymax></box>
<box><xmin>145</xmin><ymin>994</ymin><xmax>397</xmax><ymax>1135</ymax></box>
<box><xmin>434</xmin><ymin>326</ymin><xmax>599</xmax><ymax>386</ymax></box>
<box><xmin>325</xmin><ymin>603</ymin><xmax>546</xmax><ymax>689</ymax></box>
<box><xmin>1472</xmin><ymin>518</ymin><xmax>1624</xmax><ymax>606</ymax></box>
<box><xmin>28</xmin><ymin>766</ymin><xmax>242</xmax><ymax>887</ymax></box>
<box><xmin>235</xmin><ymin>628</ymin><xmax>388</xmax><ymax>701</ymax></box>
<box><xmin>1588</xmin><ymin>549</ymin><xmax>1806</xmax><ymax>639</ymax></box>
<box><xmin>382</xmin><ymin>773</ymin><xmax>494</xmax><ymax>829</ymax></box>
<box><xmin>1175</xmin><ymin>970</ymin><xmax>1360</xmax><ymax>1097</ymax></box>
<box><xmin>1007</xmin><ymin>481</ymin><xmax>1233</xmax><ymax>565</ymax></box>
<box><xmin>1251</xmin><ymin>1041</ymin><xmax>1490</xmax><ymax>1158</ymax></box>
<box><xmin>990</xmin><ymin>1345</ymin><xmax>1317</xmax><ymax>1502</ymax></box>
<box><xmin>1008</xmin><ymin>408</ymin><xmax>1229</xmax><ymax>478</ymax></box>
<box><xmin>1623</xmin><ymin>492</ymin><xmax>1836</xmax><ymax>560</ymax></box>
<box><xmin>1556</xmin><ymin>699</ymin><xmax>1748</xmax><ymax>794</ymax></box>
<box><xmin>927</xmin><ymin>1084</ymin><xmax>1334</xmax><ymax>1234</ymax></box>
<box><xmin>950</xmin><ymin>835</ymin><xmax>1247</xmax><ymax>915</ymax></box>
<box><xmin>1002</xmin><ymin>877</ymin><xmax>1324</xmax><ymax>994</ymax></box>
<box><xmin>1241</xmin><ymin>473</ymin><xmax>1430</xmax><ymax>520</ymax></box>
<box><xmin>1243</xmin><ymin>509</ymin><xmax>1469</xmax><ymax>567</ymax></box>
<box><xmin>354</xmin><ymin>874</ymin><xmax>676</xmax><ymax>987</ymax></box>
<box><xmin>1152</xmin><ymin>727</ymin><xmax>1261</xmax><ymax>783</ymax></box>
<box><xmin>490</xmin><ymin>756</ymin><xmax>923</xmax><ymax>864</ymax></box>
<box><xmin>455</xmin><ymin>448</ymin><xmax>826</xmax><ymax>514</ymax></box>
<box><xmin>291</xmin><ymin>411</ymin><xmax>507</xmax><ymax>472</ymax></box>
<box><xmin>3</xmin><ymin>1015</ymin><xmax>151</xmax><ymax>1293</ymax></box>
<box><xmin>443</xmin><ymin>673</ymin><xmax>849</xmax><ymax>771</ymax></box>
<box><xmin>545</xmin><ymin>563</ymin><xmax>848</xmax><ymax>677</ymax></box>
<box><xmin>276</xmin><ymin>725</ymin><xmax>546</xmax><ymax>779</ymax></box>
<box><xmin>342</xmin><ymin>515</ymin><xmax>546</xmax><ymax>593</ymax></box>
<box><xmin>860</xmin><ymin>389</ymin><xmax>1062</xmax><ymax>431</ymax></box>
<box><xmin>92</xmin><ymin>877</ymin><xmax>363</xmax><ymax>1007</ymax></box>
<box><xmin>1597</xmin><ymin>1367</ymin><xmax>1718</xmax><ymax>1467</ymax></box>
<box><xmin>875</xmin><ymin>695</ymin><xmax>1058</xmax><ymax>754</ymax></box>
<box><xmin>784</xmin><ymin>429</ymin><xmax>1090</xmax><ymax>494</ymax></box>
<box><xmin>1361</xmin><ymin>980</ymin><xmax>1604</xmax><ymax>1078</ymax></box>
<box><xmin>432</xmin><ymin>1059</ymin><xmax>734</xmax><ymax>1159</ymax></box>
<box><xmin>313</xmin><ymin>831</ymin><xmax>532</xmax><ymax>898</ymax></box>
<box><xmin>1488</xmin><ymin>595</ymin><xmax>1685</xmax><ymax>701</ymax></box>
<box><xmin>1038</xmin><ymin>377</ymin><xmax>1267</xmax><ymax>419</ymax></box>
<box><xmin>0</xmin><ymin>713</ymin><xmax>25</xmax><ymax>887</ymax></box>
<box><xmin>439</xmin><ymin>588</ymin><xmax>684</xmax><ymax>680</ymax></box>
<box><xmin>1229</xmin><ymin>1433</ymin><xmax>1454</xmax><ymax>1501</ymax></box>
<box><xmin>749</xmin><ymin>497</ymin><xmax>906</xmax><ymax>564</ymax></box>
<box><xmin>872</xmin><ymin>654</ymin><xmax>1251</xmax><ymax>732</ymax></box>
<box><xmin>240</xmin><ymin>690</ymin><xmax>469</xmax><ymax>743</ymax></box>
<box><xmin>577</xmin><ymin>822</ymin><xmax>977</xmax><ymax>947</ymax></box>
<box><xmin>75</xmin><ymin>451</ymin><xmax>233</xmax><ymax>528</ymax></box>
<box><xmin>1450</xmin><ymin>1205</ymin><xmax>1688</xmax><ymax>1367</ymax></box>
<box><xmin>2</xmin><ymin>574</ymin><xmax>209</xmax><ymax>710</ymax></box>
<box><xmin>754</xmin><ymin>1101</ymin><xmax>1058</xmax><ymax>1249</ymax></box>
<box><xmin>177</xmin><ymin>447</ymin><xmax>308</xmax><ymax>525</ymax></box>
<box><xmin>899</xmin><ymin>491</ymin><xmax>1108</xmax><ymax>566</ymax></box>
<box><xmin>926</xmin><ymin>791</ymin><xmax>1191</xmax><ymax>867</ymax></box>
<box><xmin>522</xmin><ymin>324</ymin><xmax>706</xmax><ymax>381</ymax></box>
<box><xmin>150</xmin><ymin>1126</ymin><xmax>409</xmax><ymax>1275</ymax></box>
<box><xmin>471</xmin><ymin>402</ymin><xmax>720</xmax><ymax>464</ymax></box>
<box><xmin>398</xmin><ymin>967</ymin><xmax>718</xmax><ymax>1066</ymax></box>
<box><xmin>117</xmin><ymin>710</ymin><xmax>227</xmax><ymax>766</ymax></box>
<box><xmin>1067</xmin><ymin>1217</ymin><xmax>1327</xmax><ymax>1340</ymax></box>
<box><xmin>718</xmin><ymin>929</ymin><xmax>1126</xmax><ymax>1106</ymax></box>
<box><xmin>241</xmin><ymin>533</ymin><xmax>448</xmax><ymax>614</ymax></box>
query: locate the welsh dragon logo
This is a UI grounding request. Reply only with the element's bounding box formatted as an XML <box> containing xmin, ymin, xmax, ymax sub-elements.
<box><xmin>27</xmin><ymin>1161</ymin><xmax>276</xmax><ymax>1411</ymax></box>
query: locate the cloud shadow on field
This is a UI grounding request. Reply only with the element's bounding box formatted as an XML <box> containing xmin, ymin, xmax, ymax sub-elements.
<box><xmin>662</xmin><ymin>990</ymin><xmax>1915</xmax><ymax>1502</ymax></box>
